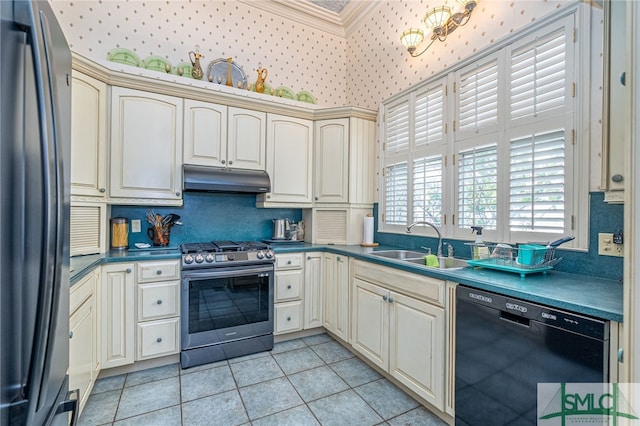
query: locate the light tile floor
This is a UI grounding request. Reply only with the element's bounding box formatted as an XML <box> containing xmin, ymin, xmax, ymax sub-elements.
<box><xmin>79</xmin><ymin>334</ymin><xmax>448</xmax><ymax>426</ymax></box>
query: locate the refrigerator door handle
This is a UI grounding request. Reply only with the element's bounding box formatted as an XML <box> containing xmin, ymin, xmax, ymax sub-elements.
<box><xmin>55</xmin><ymin>389</ymin><xmax>79</xmax><ymax>426</ymax></box>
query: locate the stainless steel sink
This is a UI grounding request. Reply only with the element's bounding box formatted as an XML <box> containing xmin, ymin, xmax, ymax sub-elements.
<box><xmin>370</xmin><ymin>250</ymin><xmax>427</xmax><ymax>260</ymax></box>
<box><xmin>405</xmin><ymin>256</ymin><xmax>469</xmax><ymax>270</ymax></box>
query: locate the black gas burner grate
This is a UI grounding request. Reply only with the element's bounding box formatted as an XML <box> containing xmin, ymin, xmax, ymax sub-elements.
<box><xmin>181</xmin><ymin>241</ymin><xmax>270</xmax><ymax>254</ymax></box>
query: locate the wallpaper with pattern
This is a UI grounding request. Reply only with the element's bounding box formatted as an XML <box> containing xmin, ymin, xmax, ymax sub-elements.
<box><xmin>51</xmin><ymin>0</ymin><xmax>574</xmax><ymax>109</ymax></box>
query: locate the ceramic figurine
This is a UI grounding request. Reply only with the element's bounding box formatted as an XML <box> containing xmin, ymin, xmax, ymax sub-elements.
<box><xmin>255</xmin><ymin>65</ymin><xmax>268</xmax><ymax>93</ymax></box>
<box><xmin>189</xmin><ymin>45</ymin><xmax>204</xmax><ymax>80</ymax></box>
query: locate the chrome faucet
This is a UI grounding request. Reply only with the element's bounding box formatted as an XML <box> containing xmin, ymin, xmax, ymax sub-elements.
<box><xmin>406</xmin><ymin>221</ymin><xmax>443</xmax><ymax>257</ymax></box>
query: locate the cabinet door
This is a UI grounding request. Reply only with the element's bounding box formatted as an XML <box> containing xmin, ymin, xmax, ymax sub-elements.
<box><xmin>227</xmin><ymin>107</ymin><xmax>266</xmax><ymax>170</ymax></box>
<box><xmin>110</xmin><ymin>87</ymin><xmax>183</xmax><ymax>202</ymax></box>
<box><xmin>100</xmin><ymin>263</ymin><xmax>135</xmax><ymax>369</ymax></box>
<box><xmin>351</xmin><ymin>278</ymin><xmax>389</xmax><ymax>371</ymax></box>
<box><xmin>314</xmin><ymin>119</ymin><xmax>349</xmax><ymax>203</ymax></box>
<box><xmin>304</xmin><ymin>253</ymin><xmax>323</xmax><ymax>329</ymax></box>
<box><xmin>389</xmin><ymin>291</ymin><xmax>445</xmax><ymax>410</ymax></box>
<box><xmin>69</xmin><ymin>287</ymin><xmax>95</xmax><ymax>413</ymax></box>
<box><xmin>71</xmin><ymin>72</ymin><xmax>107</xmax><ymax>198</ymax></box>
<box><xmin>322</xmin><ymin>253</ymin><xmax>336</xmax><ymax>332</ymax></box>
<box><xmin>334</xmin><ymin>255</ymin><xmax>350</xmax><ymax>341</ymax></box>
<box><xmin>261</xmin><ymin>114</ymin><xmax>313</xmax><ymax>204</ymax></box>
<box><xmin>183</xmin><ymin>99</ymin><xmax>227</xmax><ymax>167</ymax></box>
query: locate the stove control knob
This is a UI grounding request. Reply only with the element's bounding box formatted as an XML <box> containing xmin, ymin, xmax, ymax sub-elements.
<box><xmin>265</xmin><ymin>250</ymin><xmax>274</xmax><ymax>259</ymax></box>
<box><xmin>227</xmin><ymin>254</ymin><xmax>235</xmax><ymax>261</ymax></box>
<box><xmin>256</xmin><ymin>250</ymin><xmax>265</xmax><ymax>259</ymax></box>
<box><xmin>184</xmin><ymin>254</ymin><xmax>194</xmax><ymax>264</ymax></box>
<box><xmin>194</xmin><ymin>254</ymin><xmax>205</xmax><ymax>263</ymax></box>
<box><xmin>205</xmin><ymin>253</ymin><xmax>215</xmax><ymax>263</ymax></box>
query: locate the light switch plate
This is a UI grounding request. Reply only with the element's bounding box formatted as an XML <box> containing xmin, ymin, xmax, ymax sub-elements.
<box><xmin>131</xmin><ymin>219</ymin><xmax>141</xmax><ymax>233</ymax></box>
<box><xmin>598</xmin><ymin>232</ymin><xmax>624</xmax><ymax>257</ymax></box>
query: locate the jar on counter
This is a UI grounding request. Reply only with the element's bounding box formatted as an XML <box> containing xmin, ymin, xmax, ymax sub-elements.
<box><xmin>110</xmin><ymin>217</ymin><xmax>129</xmax><ymax>250</ymax></box>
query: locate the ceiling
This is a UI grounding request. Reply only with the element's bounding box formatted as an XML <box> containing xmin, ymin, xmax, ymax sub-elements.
<box><xmin>307</xmin><ymin>0</ymin><xmax>351</xmax><ymax>14</ymax></box>
<box><xmin>237</xmin><ymin>0</ymin><xmax>377</xmax><ymax>37</ymax></box>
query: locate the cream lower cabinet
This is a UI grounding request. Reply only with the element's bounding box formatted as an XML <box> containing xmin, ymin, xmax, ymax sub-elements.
<box><xmin>110</xmin><ymin>87</ymin><xmax>183</xmax><ymax>204</ymax></box>
<box><xmin>69</xmin><ymin>268</ymin><xmax>100</xmax><ymax>415</ymax></box>
<box><xmin>351</xmin><ymin>260</ymin><xmax>445</xmax><ymax>410</ymax></box>
<box><xmin>322</xmin><ymin>253</ymin><xmax>349</xmax><ymax>341</ymax></box>
<box><xmin>100</xmin><ymin>263</ymin><xmax>135</xmax><ymax>369</ymax></box>
<box><xmin>257</xmin><ymin>114</ymin><xmax>313</xmax><ymax>207</ymax></box>
<box><xmin>304</xmin><ymin>252</ymin><xmax>323</xmax><ymax>329</ymax></box>
<box><xmin>136</xmin><ymin>260</ymin><xmax>181</xmax><ymax>360</ymax></box>
<box><xmin>274</xmin><ymin>253</ymin><xmax>304</xmax><ymax>334</ymax></box>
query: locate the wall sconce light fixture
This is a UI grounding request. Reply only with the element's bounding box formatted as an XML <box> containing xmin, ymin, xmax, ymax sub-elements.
<box><xmin>401</xmin><ymin>0</ymin><xmax>478</xmax><ymax>57</ymax></box>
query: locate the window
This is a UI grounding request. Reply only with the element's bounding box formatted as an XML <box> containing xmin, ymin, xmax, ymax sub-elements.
<box><xmin>382</xmin><ymin>80</ymin><xmax>447</xmax><ymax>232</ymax></box>
<box><xmin>380</xmin><ymin>11</ymin><xmax>583</xmax><ymax>246</ymax></box>
<box><xmin>457</xmin><ymin>146</ymin><xmax>498</xmax><ymax>229</ymax></box>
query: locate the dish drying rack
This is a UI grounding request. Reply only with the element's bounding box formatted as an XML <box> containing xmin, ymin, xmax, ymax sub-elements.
<box><xmin>465</xmin><ymin>242</ymin><xmax>562</xmax><ymax>278</ymax></box>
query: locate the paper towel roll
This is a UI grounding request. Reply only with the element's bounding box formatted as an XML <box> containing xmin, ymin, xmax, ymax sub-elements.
<box><xmin>363</xmin><ymin>216</ymin><xmax>374</xmax><ymax>244</ymax></box>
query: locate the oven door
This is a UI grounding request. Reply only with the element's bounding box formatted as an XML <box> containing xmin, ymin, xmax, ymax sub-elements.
<box><xmin>181</xmin><ymin>264</ymin><xmax>274</xmax><ymax>351</ymax></box>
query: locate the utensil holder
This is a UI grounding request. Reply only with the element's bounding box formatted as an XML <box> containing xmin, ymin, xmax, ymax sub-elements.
<box><xmin>147</xmin><ymin>226</ymin><xmax>170</xmax><ymax>246</ymax></box>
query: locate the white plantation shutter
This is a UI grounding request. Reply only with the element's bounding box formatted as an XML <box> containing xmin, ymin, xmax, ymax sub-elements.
<box><xmin>458</xmin><ymin>146</ymin><xmax>498</xmax><ymax>229</ymax></box>
<box><xmin>384</xmin><ymin>162</ymin><xmax>408</xmax><ymax>225</ymax></box>
<box><xmin>385</xmin><ymin>100</ymin><xmax>410</xmax><ymax>154</ymax></box>
<box><xmin>509</xmin><ymin>130</ymin><xmax>565</xmax><ymax>233</ymax></box>
<box><xmin>413</xmin><ymin>156</ymin><xmax>443</xmax><ymax>226</ymax></box>
<box><xmin>414</xmin><ymin>86</ymin><xmax>445</xmax><ymax>149</ymax></box>
<box><xmin>510</xmin><ymin>28</ymin><xmax>567</xmax><ymax>121</ymax></box>
<box><xmin>457</xmin><ymin>58</ymin><xmax>499</xmax><ymax>135</ymax></box>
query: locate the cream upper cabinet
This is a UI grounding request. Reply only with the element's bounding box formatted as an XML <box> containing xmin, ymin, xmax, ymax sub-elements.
<box><xmin>183</xmin><ymin>99</ymin><xmax>227</xmax><ymax>167</ymax></box>
<box><xmin>110</xmin><ymin>87</ymin><xmax>183</xmax><ymax>204</ymax></box>
<box><xmin>602</xmin><ymin>0</ymin><xmax>626</xmax><ymax>203</ymax></box>
<box><xmin>314</xmin><ymin>119</ymin><xmax>349</xmax><ymax>203</ymax></box>
<box><xmin>227</xmin><ymin>107</ymin><xmax>266</xmax><ymax>170</ymax></box>
<box><xmin>100</xmin><ymin>263</ymin><xmax>135</xmax><ymax>369</ymax></box>
<box><xmin>257</xmin><ymin>114</ymin><xmax>313</xmax><ymax>206</ymax></box>
<box><xmin>347</xmin><ymin>117</ymin><xmax>376</xmax><ymax>205</ymax></box>
<box><xmin>183</xmin><ymin>102</ymin><xmax>266</xmax><ymax>171</ymax></box>
<box><xmin>70</xmin><ymin>71</ymin><xmax>107</xmax><ymax>198</ymax></box>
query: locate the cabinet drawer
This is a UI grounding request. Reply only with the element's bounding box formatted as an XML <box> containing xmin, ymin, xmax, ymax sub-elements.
<box><xmin>274</xmin><ymin>301</ymin><xmax>303</xmax><ymax>334</ymax></box>
<box><xmin>275</xmin><ymin>253</ymin><xmax>303</xmax><ymax>270</ymax></box>
<box><xmin>137</xmin><ymin>317</ymin><xmax>180</xmax><ymax>360</ymax></box>
<box><xmin>137</xmin><ymin>281</ymin><xmax>180</xmax><ymax>321</ymax></box>
<box><xmin>70</xmin><ymin>271</ymin><xmax>95</xmax><ymax>315</ymax></box>
<box><xmin>353</xmin><ymin>260</ymin><xmax>445</xmax><ymax>306</ymax></box>
<box><xmin>275</xmin><ymin>270</ymin><xmax>303</xmax><ymax>302</ymax></box>
<box><xmin>137</xmin><ymin>260</ymin><xmax>180</xmax><ymax>283</ymax></box>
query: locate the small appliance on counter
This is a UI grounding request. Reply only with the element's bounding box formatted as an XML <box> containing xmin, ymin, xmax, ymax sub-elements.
<box><xmin>110</xmin><ymin>217</ymin><xmax>129</xmax><ymax>250</ymax></box>
<box><xmin>266</xmin><ymin>218</ymin><xmax>304</xmax><ymax>243</ymax></box>
<box><xmin>271</xmin><ymin>218</ymin><xmax>290</xmax><ymax>240</ymax></box>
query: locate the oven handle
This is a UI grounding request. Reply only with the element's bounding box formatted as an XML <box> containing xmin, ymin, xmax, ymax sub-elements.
<box><xmin>182</xmin><ymin>265</ymin><xmax>274</xmax><ymax>280</ymax></box>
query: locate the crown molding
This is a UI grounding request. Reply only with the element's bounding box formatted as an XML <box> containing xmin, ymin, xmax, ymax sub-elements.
<box><xmin>342</xmin><ymin>1</ymin><xmax>382</xmax><ymax>37</ymax></box>
<box><xmin>237</xmin><ymin>0</ymin><xmax>346</xmax><ymax>37</ymax></box>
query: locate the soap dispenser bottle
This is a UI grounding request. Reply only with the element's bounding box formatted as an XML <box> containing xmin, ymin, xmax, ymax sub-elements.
<box><xmin>470</xmin><ymin>226</ymin><xmax>487</xmax><ymax>259</ymax></box>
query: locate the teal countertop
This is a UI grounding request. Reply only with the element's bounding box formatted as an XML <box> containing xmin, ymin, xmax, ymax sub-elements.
<box><xmin>71</xmin><ymin>243</ymin><xmax>623</xmax><ymax>322</ymax></box>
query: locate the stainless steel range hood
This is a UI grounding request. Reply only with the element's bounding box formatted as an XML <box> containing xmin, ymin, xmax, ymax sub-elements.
<box><xmin>183</xmin><ymin>165</ymin><xmax>271</xmax><ymax>193</ymax></box>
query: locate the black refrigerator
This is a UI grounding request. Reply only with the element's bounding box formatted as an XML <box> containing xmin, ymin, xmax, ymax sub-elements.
<box><xmin>1</xmin><ymin>1</ymin><xmax>77</xmax><ymax>425</ymax></box>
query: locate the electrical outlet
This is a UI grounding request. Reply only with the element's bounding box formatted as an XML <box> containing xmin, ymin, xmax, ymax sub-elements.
<box><xmin>131</xmin><ymin>219</ymin><xmax>141</xmax><ymax>233</ymax></box>
<box><xmin>598</xmin><ymin>233</ymin><xmax>624</xmax><ymax>257</ymax></box>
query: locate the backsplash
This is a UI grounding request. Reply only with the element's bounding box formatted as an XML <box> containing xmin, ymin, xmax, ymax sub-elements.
<box><xmin>374</xmin><ymin>192</ymin><xmax>624</xmax><ymax>281</ymax></box>
<box><xmin>111</xmin><ymin>192</ymin><xmax>302</xmax><ymax>248</ymax></box>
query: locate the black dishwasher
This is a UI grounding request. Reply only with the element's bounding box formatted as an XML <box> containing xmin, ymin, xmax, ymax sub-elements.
<box><xmin>455</xmin><ymin>285</ymin><xmax>609</xmax><ymax>426</ymax></box>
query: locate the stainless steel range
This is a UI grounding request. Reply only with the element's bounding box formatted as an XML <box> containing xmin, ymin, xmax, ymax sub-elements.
<box><xmin>180</xmin><ymin>240</ymin><xmax>275</xmax><ymax>369</ymax></box>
